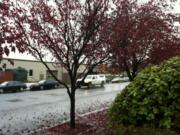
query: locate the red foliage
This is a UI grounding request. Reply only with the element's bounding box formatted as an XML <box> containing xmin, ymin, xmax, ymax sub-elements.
<box><xmin>0</xmin><ymin>0</ymin><xmax>22</xmax><ymax>68</ymax></box>
<box><xmin>1</xmin><ymin>0</ymin><xmax>111</xmax><ymax>69</ymax></box>
<box><xmin>150</xmin><ymin>41</ymin><xmax>180</xmax><ymax>64</ymax></box>
<box><xmin>109</xmin><ymin>0</ymin><xmax>180</xmax><ymax>80</ymax></box>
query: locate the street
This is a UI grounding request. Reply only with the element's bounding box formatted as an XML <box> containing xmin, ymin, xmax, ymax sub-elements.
<box><xmin>0</xmin><ymin>82</ymin><xmax>129</xmax><ymax>135</ymax></box>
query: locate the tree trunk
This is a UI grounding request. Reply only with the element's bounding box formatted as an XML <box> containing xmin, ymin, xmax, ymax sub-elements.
<box><xmin>132</xmin><ymin>69</ymin><xmax>137</xmax><ymax>80</ymax></box>
<box><xmin>122</xmin><ymin>59</ymin><xmax>134</xmax><ymax>81</ymax></box>
<box><xmin>70</xmin><ymin>89</ymin><xmax>75</xmax><ymax>128</ymax></box>
<box><xmin>126</xmin><ymin>71</ymin><xmax>133</xmax><ymax>81</ymax></box>
<box><xmin>131</xmin><ymin>58</ymin><xmax>139</xmax><ymax>80</ymax></box>
<box><xmin>124</xmin><ymin>67</ymin><xmax>133</xmax><ymax>81</ymax></box>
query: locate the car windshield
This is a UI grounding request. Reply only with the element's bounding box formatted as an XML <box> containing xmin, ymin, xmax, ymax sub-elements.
<box><xmin>1</xmin><ymin>82</ymin><xmax>8</xmax><ymax>86</ymax></box>
<box><xmin>86</xmin><ymin>75</ymin><xmax>93</xmax><ymax>79</ymax></box>
<box><xmin>39</xmin><ymin>80</ymin><xmax>46</xmax><ymax>84</ymax></box>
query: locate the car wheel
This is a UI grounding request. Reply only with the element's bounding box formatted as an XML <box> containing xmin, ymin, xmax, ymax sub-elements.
<box><xmin>54</xmin><ymin>85</ymin><xmax>58</xmax><ymax>89</ymax></box>
<box><xmin>0</xmin><ymin>89</ymin><xmax>4</xmax><ymax>94</ymax></box>
<box><xmin>76</xmin><ymin>83</ymin><xmax>81</xmax><ymax>89</ymax></box>
<box><xmin>40</xmin><ymin>86</ymin><xmax>44</xmax><ymax>90</ymax></box>
<box><xmin>14</xmin><ymin>89</ymin><xmax>18</xmax><ymax>93</ymax></box>
<box><xmin>20</xmin><ymin>87</ymin><xmax>24</xmax><ymax>91</ymax></box>
<box><xmin>101</xmin><ymin>81</ymin><xmax>104</xmax><ymax>87</ymax></box>
<box><xmin>88</xmin><ymin>83</ymin><xmax>92</xmax><ymax>89</ymax></box>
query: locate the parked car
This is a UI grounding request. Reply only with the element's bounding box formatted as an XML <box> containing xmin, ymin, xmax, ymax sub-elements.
<box><xmin>77</xmin><ymin>74</ymin><xmax>106</xmax><ymax>88</ymax></box>
<box><xmin>98</xmin><ymin>74</ymin><xmax>107</xmax><ymax>83</ymax></box>
<box><xmin>111</xmin><ymin>77</ymin><xmax>129</xmax><ymax>83</ymax></box>
<box><xmin>30</xmin><ymin>80</ymin><xmax>59</xmax><ymax>91</ymax></box>
<box><xmin>0</xmin><ymin>81</ymin><xmax>27</xmax><ymax>93</ymax></box>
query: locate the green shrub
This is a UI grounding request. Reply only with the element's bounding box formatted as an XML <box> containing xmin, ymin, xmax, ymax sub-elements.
<box><xmin>103</xmin><ymin>125</ymin><xmax>179</xmax><ymax>135</ymax></box>
<box><xmin>109</xmin><ymin>57</ymin><xmax>180</xmax><ymax>129</ymax></box>
<box><xmin>7</xmin><ymin>67</ymin><xmax>28</xmax><ymax>82</ymax></box>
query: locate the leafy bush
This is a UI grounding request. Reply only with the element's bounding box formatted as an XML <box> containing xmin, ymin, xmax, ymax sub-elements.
<box><xmin>7</xmin><ymin>67</ymin><xmax>28</xmax><ymax>82</ymax></box>
<box><xmin>109</xmin><ymin>57</ymin><xmax>180</xmax><ymax>129</ymax></box>
<box><xmin>103</xmin><ymin>125</ymin><xmax>179</xmax><ymax>135</ymax></box>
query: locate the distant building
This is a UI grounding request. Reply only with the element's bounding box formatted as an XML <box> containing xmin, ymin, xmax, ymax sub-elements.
<box><xmin>1</xmin><ymin>58</ymin><xmax>85</xmax><ymax>83</ymax></box>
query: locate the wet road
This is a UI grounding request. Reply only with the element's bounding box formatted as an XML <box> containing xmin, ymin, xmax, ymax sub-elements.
<box><xmin>0</xmin><ymin>82</ymin><xmax>129</xmax><ymax>135</ymax></box>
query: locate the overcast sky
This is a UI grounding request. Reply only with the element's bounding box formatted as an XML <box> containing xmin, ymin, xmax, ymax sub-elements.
<box><xmin>4</xmin><ymin>0</ymin><xmax>180</xmax><ymax>61</ymax></box>
<box><xmin>174</xmin><ymin>0</ymin><xmax>180</xmax><ymax>13</ymax></box>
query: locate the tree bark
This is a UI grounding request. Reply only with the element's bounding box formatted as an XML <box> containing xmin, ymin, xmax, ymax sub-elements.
<box><xmin>131</xmin><ymin>55</ymin><xmax>139</xmax><ymax>80</ymax></box>
<box><xmin>123</xmin><ymin>61</ymin><xmax>133</xmax><ymax>81</ymax></box>
<box><xmin>126</xmin><ymin>69</ymin><xmax>133</xmax><ymax>81</ymax></box>
<box><xmin>70</xmin><ymin>89</ymin><xmax>75</xmax><ymax>128</ymax></box>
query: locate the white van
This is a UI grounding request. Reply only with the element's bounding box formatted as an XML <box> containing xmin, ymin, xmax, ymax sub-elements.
<box><xmin>77</xmin><ymin>74</ymin><xmax>106</xmax><ymax>88</ymax></box>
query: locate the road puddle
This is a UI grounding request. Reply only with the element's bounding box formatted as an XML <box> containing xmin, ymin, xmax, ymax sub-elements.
<box><xmin>46</xmin><ymin>94</ymin><xmax>60</xmax><ymax>96</ymax></box>
<box><xmin>6</xmin><ymin>99</ymin><xmax>22</xmax><ymax>102</ymax></box>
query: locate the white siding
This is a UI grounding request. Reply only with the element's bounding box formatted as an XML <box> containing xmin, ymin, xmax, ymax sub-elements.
<box><xmin>2</xmin><ymin>59</ymin><xmax>63</xmax><ymax>82</ymax></box>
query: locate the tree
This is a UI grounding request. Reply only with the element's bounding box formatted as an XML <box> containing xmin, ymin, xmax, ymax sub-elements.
<box><xmin>1</xmin><ymin>0</ymin><xmax>111</xmax><ymax>128</ymax></box>
<box><xmin>0</xmin><ymin>1</ymin><xmax>16</xmax><ymax>69</ymax></box>
<box><xmin>109</xmin><ymin>0</ymin><xmax>180</xmax><ymax>81</ymax></box>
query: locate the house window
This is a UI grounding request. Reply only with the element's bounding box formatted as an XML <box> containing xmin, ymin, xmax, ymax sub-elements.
<box><xmin>29</xmin><ymin>69</ymin><xmax>33</xmax><ymax>76</ymax></box>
